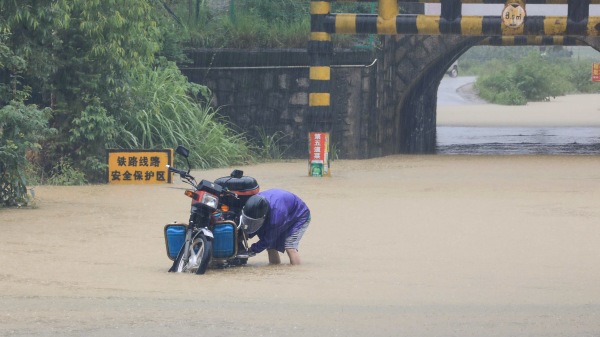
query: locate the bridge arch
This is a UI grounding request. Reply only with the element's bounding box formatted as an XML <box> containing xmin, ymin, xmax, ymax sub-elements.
<box><xmin>309</xmin><ymin>0</ymin><xmax>600</xmax><ymax>155</ymax></box>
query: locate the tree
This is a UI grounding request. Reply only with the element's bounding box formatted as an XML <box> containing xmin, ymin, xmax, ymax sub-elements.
<box><xmin>1</xmin><ymin>0</ymin><xmax>251</xmax><ymax>185</ymax></box>
<box><xmin>0</xmin><ymin>34</ymin><xmax>54</xmax><ymax>205</ymax></box>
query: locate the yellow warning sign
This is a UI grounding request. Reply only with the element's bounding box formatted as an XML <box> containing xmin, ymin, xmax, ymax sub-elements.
<box><xmin>502</xmin><ymin>3</ymin><xmax>526</xmax><ymax>28</ymax></box>
<box><xmin>107</xmin><ymin>149</ymin><xmax>173</xmax><ymax>184</ymax></box>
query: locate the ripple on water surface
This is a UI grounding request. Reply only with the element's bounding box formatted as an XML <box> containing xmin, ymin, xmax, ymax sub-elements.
<box><xmin>436</xmin><ymin>126</ymin><xmax>600</xmax><ymax>155</ymax></box>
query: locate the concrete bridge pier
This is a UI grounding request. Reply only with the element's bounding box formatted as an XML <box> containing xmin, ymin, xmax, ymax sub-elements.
<box><xmin>398</xmin><ymin>72</ymin><xmax>439</xmax><ymax>154</ymax></box>
<box><xmin>582</xmin><ymin>37</ymin><xmax>600</xmax><ymax>51</ymax></box>
<box><xmin>373</xmin><ymin>35</ymin><xmax>482</xmax><ymax>156</ymax></box>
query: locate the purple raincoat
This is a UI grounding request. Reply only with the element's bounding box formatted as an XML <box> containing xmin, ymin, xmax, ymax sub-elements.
<box><xmin>249</xmin><ymin>189</ymin><xmax>310</xmax><ymax>253</ymax></box>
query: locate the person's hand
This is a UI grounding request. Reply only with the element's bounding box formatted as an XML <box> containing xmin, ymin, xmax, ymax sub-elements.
<box><xmin>237</xmin><ymin>249</ymin><xmax>255</xmax><ymax>258</ymax></box>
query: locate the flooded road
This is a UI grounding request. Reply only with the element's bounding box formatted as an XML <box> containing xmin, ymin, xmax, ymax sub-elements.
<box><xmin>1</xmin><ymin>76</ymin><xmax>599</xmax><ymax>337</ymax></box>
<box><xmin>437</xmin><ymin>76</ymin><xmax>600</xmax><ymax>155</ymax></box>
<box><xmin>2</xmin><ymin>156</ymin><xmax>600</xmax><ymax>337</ymax></box>
<box><xmin>437</xmin><ymin>126</ymin><xmax>600</xmax><ymax>154</ymax></box>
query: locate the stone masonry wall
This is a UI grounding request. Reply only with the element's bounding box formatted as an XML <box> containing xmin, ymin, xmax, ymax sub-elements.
<box><xmin>182</xmin><ymin>36</ymin><xmax>600</xmax><ymax>158</ymax></box>
<box><xmin>181</xmin><ymin>49</ymin><xmax>377</xmax><ymax>159</ymax></box>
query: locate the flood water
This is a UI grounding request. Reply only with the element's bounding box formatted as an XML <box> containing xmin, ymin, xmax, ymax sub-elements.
<box><xmin>437</xmin><ymin>126</ymin><xmax>600</xmax><ymax>155</ymax></box>
<box><xmin>436</xmin><ymin>76</ymin><xmax>600</xmax><ymax>155</ymax></box>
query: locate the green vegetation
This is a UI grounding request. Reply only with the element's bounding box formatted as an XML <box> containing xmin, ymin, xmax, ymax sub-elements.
<box><xmin>1</xmin><ymin>0</ymin><xmax>374</xmax><ymax>206</ymax></box>
<box><xmin>0</xmin><ymin>31</ymin><xmax>55</xmax><ymax>205</ymax></box>
<box><xmin>121</xmin><ymin>61</ymin><xmax>249</xmax><ymax>169</ymax></box>
<box><xmin>0</xmin><ymin>100</ymin><xmax>55</xmax><ymax>205</ymax></box>
<box><xmin>185</xmin><ymin>0</ymin><xmax>310</xmax><ymax>48</ymax></box>
<box><xmin>460</xmin><ymin>46</ymin><xmax>600</xmax><ymax>105</ymax></box>
<box><xmin>172</xmin><ymin>0</ymin><xmax>374</xmax><ymax>49</ymax></box>
<box><xmin>2</xmin><ymin>0</ymin><xmax>600</xmax><ymax>207</ymax></box>
<box><xmin>254</xmin><ymin>128</ymin><xmax>290</xmax><ymax>161</ymax></box>
<box><xmin>0</xmin><ymin>0</ymin><xmax>257</xmax><ymax>206</ymax></box>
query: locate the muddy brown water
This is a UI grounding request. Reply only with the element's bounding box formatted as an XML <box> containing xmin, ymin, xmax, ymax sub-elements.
<box><xmin>1</xmin><ymin>155</ymin><xmax>600</xmax><ymax>337</ymax></box>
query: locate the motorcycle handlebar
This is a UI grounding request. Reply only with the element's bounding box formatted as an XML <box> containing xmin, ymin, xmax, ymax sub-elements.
<box><xmin>167</xmin><ymin>165</ymin><xmax>239</xmax><ymax>199</ymax></box>
<box><xmin>166</xmin><ymin>165</ymin><xmax>191</xmax><ymax>179</ymax></box>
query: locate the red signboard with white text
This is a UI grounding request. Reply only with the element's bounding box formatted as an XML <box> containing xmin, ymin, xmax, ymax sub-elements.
<box><xmin>308</xmin><ymin>132</ymin><xmax>330</xmax><ymax>177</ymax></box>
<box><xmin>593</xmin><ymin>63</ymin><xmax>600</xmax><ymax>82</ymax></box>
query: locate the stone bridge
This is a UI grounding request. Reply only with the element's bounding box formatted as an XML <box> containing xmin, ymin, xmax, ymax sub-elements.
<box><xmin>181</xmin><ymin>1</ymin><xmax>600</xmax><ymax>159</ymax></box>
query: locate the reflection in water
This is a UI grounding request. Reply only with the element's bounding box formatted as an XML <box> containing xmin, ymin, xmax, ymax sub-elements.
<box><xmin>437</xmin><ymin>126</ymin><xmax>600</xmax><ymax>155</ymax></box>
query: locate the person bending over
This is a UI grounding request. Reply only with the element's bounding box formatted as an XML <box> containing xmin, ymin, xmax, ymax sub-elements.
<box><xmin>240</xmin><ymin>189</ymin><xmax>311</xmax><ymax>265</ymax></box>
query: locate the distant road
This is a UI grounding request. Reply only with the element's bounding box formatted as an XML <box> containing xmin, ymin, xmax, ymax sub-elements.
<box><xmin>437</xmin><ymin>76</ymin><xmax>478</xmax><ymax>106</ymax></box>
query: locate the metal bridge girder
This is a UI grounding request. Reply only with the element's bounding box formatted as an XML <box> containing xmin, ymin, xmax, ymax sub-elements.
<box><xmin>313</xmin><ymin>0</ymin><xmax>600</xmax><ymax>37</ymax></box>
<box><xmin>326</xmin><ymin>15</ymin><xmax>600</xmax><ymax>37</ymax></box>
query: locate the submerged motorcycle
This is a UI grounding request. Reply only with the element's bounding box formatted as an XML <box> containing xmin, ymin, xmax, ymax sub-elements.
<box><xmin>163</xmin><ymin>145</ymin><xmax>259</xmax><ymax>274</ymax></box>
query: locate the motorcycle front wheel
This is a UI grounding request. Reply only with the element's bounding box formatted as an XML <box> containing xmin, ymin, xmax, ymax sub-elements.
<box><xmin>192</xmin><ymin>236</ymin><xmax>212</xmax><ymax>275</ymax></box>
<box><xmin>171</xmin><ymin>235</ymin><xmax>212</xmax><ymax>274</ymax></box>
<box><xmin>171</xmin><ymin>245</ymin><xmax>188</xmax><ymax>273</ymax></box>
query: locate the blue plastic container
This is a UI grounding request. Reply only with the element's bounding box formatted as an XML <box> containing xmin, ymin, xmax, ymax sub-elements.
<box><xmin>165</xmin><ymin>224</ymin><xmax>187</xmax><ymax>260</ymax></box>
<box><xmin>212</xmin><ymin>223</ymin><xmax>235</xmax><ymax>258</ymax></box>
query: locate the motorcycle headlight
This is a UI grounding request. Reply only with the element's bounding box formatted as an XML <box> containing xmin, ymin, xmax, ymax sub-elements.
<box><xmin>200</xmin><ymin>192</ymin><xmax>219</xmax><ymax>209</ymax></box>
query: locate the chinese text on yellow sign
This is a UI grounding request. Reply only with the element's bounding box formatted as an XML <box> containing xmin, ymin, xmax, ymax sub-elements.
<box><xmin>107</xmin><ymin>149</ymin><xmax>173</xmax><ymax>184</ymax></box>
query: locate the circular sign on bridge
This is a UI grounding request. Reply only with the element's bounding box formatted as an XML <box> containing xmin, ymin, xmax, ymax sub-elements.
<box><xmin>502</xmin><ymin>3</ymin><xmax>526</xmax><ymax>28</ymax></box>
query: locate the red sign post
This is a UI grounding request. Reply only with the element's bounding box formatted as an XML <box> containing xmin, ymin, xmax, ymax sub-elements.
<box><xmin>593</xmin><ymin>63</ymin><xmax>600</xmax><ymax>82</ymax></box>
<box><xmin>308</xmin><ymin>132</ymin><xmax>330</xmax><ymax>177</ymax></box>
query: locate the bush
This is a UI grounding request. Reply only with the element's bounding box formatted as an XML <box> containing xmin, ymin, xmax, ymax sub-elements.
<box><xmin>566</xmin><ymin>60</ymin><xmax>600</xmax><ymax>94</ymax></box>
<box><xmin>0</xmin><ymin>101</ymin><xmax>55</xmax><ymax>206</ymax></box>
<box><xmin>45</xmin><ymin>157</ymin><xmax>88</xmax><ymax>186</ymax></box>
<box><xmin>474</xmin><ymin>52</ymin><xmax>574</xmax><ymax>105</ymax></box>
<box><xmin>514</xmin><ymin>53</ymin><xmax>573</xmax><ymax>101</ymax></box>
<box><xmin>475</xmin><ymin>60</ymin><xmax>526</xmax><ymax>105</ymax></box>
<box><xmin>68</xmin><ymin>100</ymin><xmax>120</xmax><ymax>182</ymax></box>
<box><xmin>182</xmin><ymin>0</ymin><xmax>373</xmax><ymax>49</ymax></box>
<box><xmin>120</xmin><ymin>61</ymin><xmax>252</xmax><ymax>169</ymax></box>
<box><xmin>253</xmin><ymin>128</ymin><xmax>290</xmax><ymax>160</ymax></box>
<box><xmin>0</xmin><ymin>36</ymin><xmax>55</xmax><ymax>205</ymax></box>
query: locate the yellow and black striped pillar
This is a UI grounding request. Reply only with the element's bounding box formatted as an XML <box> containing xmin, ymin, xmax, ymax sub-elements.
<box><xmin>309</xmin><ymin>0</ymin><xmax>333</xmax><ymax>132</ymax></box>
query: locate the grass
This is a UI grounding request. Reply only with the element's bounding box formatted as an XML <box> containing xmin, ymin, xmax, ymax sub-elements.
<box><xmin>122</xmin><ymin>62</ymin><xmax>252</xmax><ymax>169</ymax></box>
